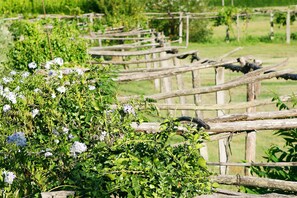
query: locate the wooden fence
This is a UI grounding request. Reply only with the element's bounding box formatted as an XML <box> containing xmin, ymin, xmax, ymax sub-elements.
<box><xmin>82</xmin><ymin>27</ymin><xmax>297</xmax><ymax>196</ymax></box>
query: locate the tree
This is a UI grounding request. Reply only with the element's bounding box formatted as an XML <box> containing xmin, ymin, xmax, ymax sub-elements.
<box><xmin>145</xmin><ymin>0</ymin><xmax>211</xmax><ymax>41</ymax></box>
<box><xmin>95</xmin><ymin>0</ymin><xmax>147</xmax><ymax>30</ymax></box>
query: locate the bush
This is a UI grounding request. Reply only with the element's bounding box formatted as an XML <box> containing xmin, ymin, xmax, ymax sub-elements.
<box><xmin>7</xmin><ymin>20</ymin><xmax>88</xmax><ymax>71</ymax></box>
<box><xmin>190</xmin><ymin>20</ymin><xmax>213</xmax><ymax>43</ymax></box>
<box><xmin>0</xmin><ymin>64</ymin><xmax>213</xmax><ymax>197</ymax></box>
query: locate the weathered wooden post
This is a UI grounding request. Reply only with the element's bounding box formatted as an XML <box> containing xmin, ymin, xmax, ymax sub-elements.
<box><xmin>192</xmin><ymin>61</ymin><xmax>208</xmax><ymax>161</ymax></box>
<box><xmin>286</xmin><ymin>10</ymin><xmax>291</xmax><ymax>44</ymax></box>
<box><xmin>216</xmin><ymin>66</ymin><xmax>228</xmax><ymax>175</ymax></box>
<box><xmin>245</xmin><ymin>81</ymin><xmax>260</xmax><ymax>175</ymax></box>
<box><xmin>186</xmin><ymin>13</ymin><xmax>190</xmax><ymax>48</ymax></box>
<box><xmin>160</xmin><ymin>51</ymin><xmax>173</xmax><ymax>115</ymax></box>
<box><xmin>152</xmin><ymin>34</ymin><xmax>160</xmax><ymax>91</ymax></box>
<box><xmin>270</xmin><ymin>11</ymin><xmax>274</xmax><ymax>40</ymax></box>
<box><xmin>173</xmin><ymin>57</ymin><xmax>187</xmax><ymax>116</ymax></box>
<box><xmin>179</xmin><ymin>12</ymin><xmax>183</xmax><ymax>44</ymax></box>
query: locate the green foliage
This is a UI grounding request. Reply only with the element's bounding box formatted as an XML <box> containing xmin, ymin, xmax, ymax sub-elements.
<box><xmin>0</xmin><ymin>0</ymin><xmax>99</xmax><ymax>16</ymax></box>
<box><xmin>0</xmin><ymin>65</ymin><xmax>213</xmax><ymax>196</ymax></box>
<box><xmin>96</xmin><ymin>0</ymin><xmax>147</xmax><ymax>30</ymax></box>
<box><xmin>274</xmin><ymin>12</ymin><xmax>296</xmax><ymax>27</ymax></box>
<box><xmin>7</xmin><ymin>20</ymin><xmax>88</xmax><ymax>70</ymax></box>
<box><xmin>146</xmin><ymin>0</ymin><xmax>211</xmax><ymax>41</ymax></box>
<box><xmin>246</xmin><ymin>94</ymin><xmax>297</xmax><ymax>194</ymax></box>
<box><xmin>189</xmin><ymin>20</ymin><xmax>213</xmax><ymax>43</ymax></box>
<box><xmin>208</xmin><ymin>0</ymin><xmax>297</xmax><ymax>7</ymax></box>
<box><xmin>214</xmin><ymin>7</ymin><xmax>239</xmax><ymax>42</ymax></box>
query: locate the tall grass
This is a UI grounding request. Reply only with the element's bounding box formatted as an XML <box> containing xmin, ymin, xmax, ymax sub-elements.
<box><xmin>208</xmin><ymin>0</ymin><xmax>297</xmax><ymax>7</ymax></box>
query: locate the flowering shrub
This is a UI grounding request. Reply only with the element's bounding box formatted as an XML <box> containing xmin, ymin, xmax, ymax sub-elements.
<box><xmin>7</xmin><ymin>20</ymin><xmax>88</xmax><ymax>70</ymax></box>
<box><xmin>0</xmin><ymin>19</ymin><xmax>213</xmax><ymax>197</ymax></box>
<box><xmin>0</xmin><ymin>61</ymin><xmax>213</xmax><ymax>197</ymax></box>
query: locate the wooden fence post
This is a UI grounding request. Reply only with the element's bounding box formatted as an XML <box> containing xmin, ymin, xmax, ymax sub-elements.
<box><xmin>173</xmin><ymin>57</ymin><xmax>187</xmax><ymax>116</ymax></box>
<box><xmin>286</xmin><ymin>10</ymin><xmax>291</xmax><ymax>44</ymax></box>
<box><xmin>160</xmin><ymin>51</ymin><xmax>173</xmax><ymax>115</ymax></box>
<box><xmin>179</xmin><ymin>12</ymin><xmax>183</xmax><ymax>44</ymax></box>
<box><xmin>270</xmin><ymin>11</ymin><xmax>274</xmax><ymax>40</ymax></box>
<box><xmin>186</xmin><ymin>13</ymin><xmax>190</xmax><ymax>48</ymax></box>
<box><xmin>245</xmin><ymin>81</ymin><xmax>260</xmax><ymax>175</ymax></box>
<box><xmin>152</xmin><ymin>34</ymin><xmax>160</xmax><ymax>91</ymax></box>
<box><xmin>192</xmin><ymin>60</ymin><xmax>208</xmax><ymax>160</ymax></box>
<box><xmin>216</xmin><ymin>67</ymin><xmax>228</xmax><ymax>175</ymax></box>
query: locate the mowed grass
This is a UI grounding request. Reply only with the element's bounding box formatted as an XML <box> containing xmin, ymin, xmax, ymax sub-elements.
<box><xmin>118</xmin><ymin>15</ymin><xmax>297</xmax><ymax>174</ymax></box>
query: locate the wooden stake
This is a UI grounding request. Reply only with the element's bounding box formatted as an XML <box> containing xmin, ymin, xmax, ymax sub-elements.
<box><xmin>186</xmin><ymin>13</ymin><xmax>190</xmax><ymax>48</ymax></box>
<box><xmin>216</xmin><ymin>67</ymin><xmax>228</xmax><ymax>175</ymax></box>
<box><xmin>160</xmin><ymin>51</ymin><xmax>173</xmax><ymax>115</ymax></box>
<box><xmin>286</xmin><ymin>10</ymin><xmax>291</xmax><ymax>44</ymax></box>
<box><xmin>179</xmin><ymin>12</ymin><xmax>183</xmax><ymax>44</ymax></box>
<box><xmin>270</xmin><ymin>11</ymin><xmax>274</xmax><ymax>40</ymax></box>
<box><xmin>245</xmin><ymin>81</ymin><xmax>260</xmax><ymax>175</ymax></box>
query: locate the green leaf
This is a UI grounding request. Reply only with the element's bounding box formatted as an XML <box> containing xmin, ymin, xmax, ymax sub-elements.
<box><xmin>197</xmin><ymin>157</ymin><xmax>206</xmax><ymax>168</ymax></box>
<box><xmin>106</xmin><ymin>174</ymin><xmax>116</xmax><ymax>180</ymax></box>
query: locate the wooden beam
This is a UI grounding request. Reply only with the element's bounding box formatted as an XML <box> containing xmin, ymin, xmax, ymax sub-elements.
<box><xmin>88</xmin><ymin>47</ymin><xmax>179</xmax><ymax>56</ymax></box>
<box><xmin>150</xmin><ymin>67</ymin><xmax>289</xmax><ymax>100</ymax></box>
<box><xmin>131</xmin><ymin>118</ymin><xmax>297</xmax><ymax>133</ymax></box>
<box><xmin>120</xmin><ymin>64</ymin><xmax>290</xmax><ymax>101</ymax></box>
<box><xmin>116</xmin><ymin>60</ymin><xmax>237</xmax><ymax>82</ymax></box>
<box><xmin>211</xmin><ymin>175</ymin><xmax>297</xmax><ymax>192</ymax></box>
<box><xmin>207</xmin><ymin>162</ymin><xmax>297</xmax><ymax>167</ymax></box>
<box><xmin>94</xmin><ymin>50</ymin><xmax>199</xmax><ymax>65</ymax></box>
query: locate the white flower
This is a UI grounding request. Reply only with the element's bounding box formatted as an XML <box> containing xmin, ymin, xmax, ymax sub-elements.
<box><xmin>68</xmin><ymin>134</ymin><xmax>74</xmax><ymax>139</ymax></box>
<box><xmin>62</xmin><ymin>127</ymin><xmax>69</xmax><ymax>134</ymax></box>
<box><xmin>3</xmin><ymin>91</ymin><xmax>17</xmax><ymax>104</ymax></box>
<box><xmin>54</xmin><ymin>57</ymin><xmax>64</xmax><ymax>66</ymax></box>
<box><xmin>2</xmin><ymin>77</ymin><xmax>13</xmax><ymax>84</ymax></box>
<box><xmin>54</xmin><ymin>139</ymin><xmax>60</xmax><ymax>144</ymax></box>
<box><xmin>18</xmin><ymin>95</ymin><xmax>25</xmax><ymax>100</ymax></box>
<box><xmin>53</xmin><ymin>128</ymin><xmax>59</xmax><ymax>135</ymax></box>
<box><xmin>28</xmin><ymin>62</ymin><xmax>37</xmax><ymax>69</ymax></box>
<box><xmin>70</xmin><ymin>141</ymin><xmax>87</xmax><ymax>156</ymax></box>
<box><xmin>44</xmin><ymin>61</ymin><xmax>54</xmax><ymax>70</ymax></box>
<box><xmin>34</xmin><ymin>88</ymin><xmax>41</xmax><ymax>93</ymax></box>
<box><xmin>88</xmin><ymin>85</ymin><xmax>96</xmax><ymax>91</ymax></box>
<box><xmin>3</xmin><ymin>104</ymin><xmax>11</xmax><ymax>112</ymax></box>
<box><xmin>10</xmin><ymin>70</ymin><xmax>17</xmax><ymax>76</ymax></box>
<box><xmin>99</xmin><ymin>131</ymin><xmax>107</xmax><ymax>141</ymax></box>
<box><xmin>3</xmin><ymin>171</ymin><xmax>16</xmax><ymax>184</ymax></box>
<box><xmin>123</xmin><ymin>104</ymin><xmax>135</xmax><ymax>115</ymax></box>
<box><xmin>48</xmin><ymin>70</ymin><xmax>56</xmax><ymax>77</ymax></box>
<box><xmin>44</xmin><ymin>151</ymin><xmax>53</xmax><ymax>157</ymax></box>
<box><xmin>22</xmin><ymin>72</ymin><xmax>30</xmax><ymax>78</ymax></box>
<box><xmin>64</xmin><ymin>81</ymin><xmax>70</xmax><ymax>86</ymax></box>
<box><xmin>56</xmin><ymin>86</ymin><xmax>66</xmax><ymax>93</ymax></box>
<box><xmin>51</xmin><ymin>93</ymin><xmax>56</xmax><ymax>99</ymax></box>
<box><xmin>32</xmin><ymin>109</ymin><xmax>39</xmax><ymax>118</ymax></box>
<box><xmin>76</xmin><ymin>68</ymin><xmax>84</xmax><ymax>75</ymax></box>
<box><xmin>64</xmin><ymin>68</ymin><xmax>73</xmax><ymax>75</ymax></box>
